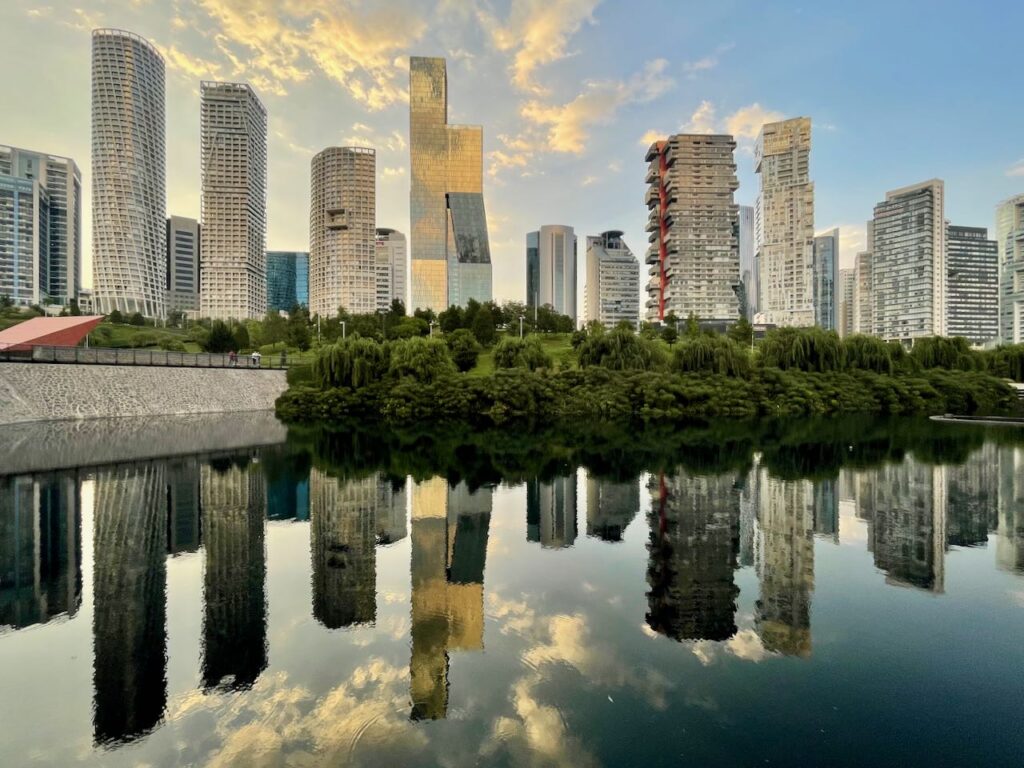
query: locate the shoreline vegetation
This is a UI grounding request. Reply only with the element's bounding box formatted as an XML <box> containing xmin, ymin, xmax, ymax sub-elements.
<box><xmin>277</xmin><ymin>324</ymin><xmax>1024</xmax><ymax>426</ymax></box>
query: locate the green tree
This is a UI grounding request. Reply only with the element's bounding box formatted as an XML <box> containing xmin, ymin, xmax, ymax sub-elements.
<box><xmin>69</xmin><ymin>298</ymin><xmax>82</xmax><ymax>316</ymax></box>
<box><xmin>759</xmin><ymin>327</ymin><xmax>844</xmax><ymax>372</ymax></box>
<box><xmin>129</xmin><ymin>312</ymin><xmax>146</xmax><ymax>326</ymax></box>
<box><xmin>204</xmin><ymin>320</ymin><xmax>235</xmax><ymax>353</ymax></box>
<box><xmin>493</xmin><ymin>335</ymin><xmax>553</xmax><ymax>371</ymax></box>
<box><xmin>107</xmin><ymin>309</ymin><xmax>124</xmax><ymax>324</ymax></box>
<box><xmin>413</xmin><ymin>307</ymin><xmax>436</xmax><ymax>324</ymax></box>
<box><xmin>684</xmin><ymin>313</ymin><xmax>700</xmax><ymax>338</ymax></box>
<box><xmin>470</xmin><ymin>304</ymin><xmax>497</xmax><ymax>345</ymax></box>
<box><xmin>445</xmin><ymin>328</ymin><xmax>482</xmax><ymax>372</ymax></box>
<box><xmin>388</xmin><ymin>337</ymin><xmax>457</xmax><ymax>383</ymax></box>
<box><xmin>233</xmin><ymin>322</ymin><xmax>250</xmax><ymax>351</ymax></box>
<box><xmin>438</xmin><ymin>305</ymin><xmax>465</xmax><ymax>334</ymax></box>
<box><xmin>313</xmin><ymin>337</ymin><xmax>390</xmax><ymax>388</ymax></box>
<box><xmin>661</xmin><ymin>326</ymin><xmax>679</xmax><ymax>346</ymax></box>
<box><xmin>389</xmin><ymin>298</ymin><xmax>406</xmax><ymax>317</ymax></box>
<box><xmin>727</xmin><ymin>316</ymin><xmax>753</xmax><ymax>347</ymax></box>
<box><xmin>287</xmin><ymin>312</ymin><xmax>312</xmax><ymax>351</ymax></box>
<box><xmin>577</xmin><ymin>326</ymin><xmax>667</xmax><ymax>371</ymax></box>
<box><xmin>0</xmin><ymin>294</ymin><xmax>13</xmax><ymax>309</ymax></box>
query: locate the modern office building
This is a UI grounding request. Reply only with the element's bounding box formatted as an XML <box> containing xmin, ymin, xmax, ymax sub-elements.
<box><xmin>166</xmin><ymin>216</ymin><xmax>199</xmax><ymax>314</ymax></box>
<box><xmin>853</xmin><ymin>251</ymin><xmax>873</xmax><ymax>336</ymax></box>
<box><xmin>409</xmin><ymin>56</ymin><xmax>492</xmax><ymax>311</ymax></box>
<box><xmin>0</xmin><ymin>145</ymin><xmax>81</xmax><ymax>307</ymax></box>
<box><xmin>838</xmin><ymin>267</ymin><xmax>855</xmax><ymax>337</ymax></box>
<box><xmin>645</xmin><ymin>134</ymin><xmax>740</xmax><ymax>322</ymax></box>
<box><xmin>266</xmin><ymin>251</ymin><xmax>309</xmax><ymax>313</ymax></box>
<box><xmin>525</xmin><ymin>225</ymin><xmax>577</xmax><ymax>321</ymax></box>
<box><xmin>309</xmin><ymin>147</ymin><xmax>376</xmax><ymax>318</ymax></box>
<box><xmin>738</xmin><ymin>205</ymin><xmax>756</xmax><ymax>319</ymax></box>
<box><xmin>199</xmin><ymin>81</ymin><xmax>267</xmax><ymax>321</ymax></box>
<box><xmin>872</xmin><ymin>180</ymin><xmax>945</xmax><ymax>342</ymax></box>
<box><xmin>91</xmin><ymin>29</ymin><xmax>166</xmax><ymax>318</ymax></box>
<box><xmin>585</xmin><ymin>474</ymin><xmax>639</xmax><ymax>542</ymax></box>
<box><xmin>945</xmin><ymin>224</ymin><xmax>998</xmax><ymax>345</ymax></box>
<box><xmin>996</xmin><ymin>194</ymin><xmax>1024</xmax><ymax>343</ymax></box>
<box><xmin>583</xmin><ymin>230</ymin><xmax>639</xmax><ymax>326</ymax></box>
<box><xmin>755</xmin><ymin>118</ymin><xmax>815</xmax><ymax>327</ymax></box>
<box><xmin>375</xmin><ymin>228</ymin><xmax>407</xmax><ymax>311</ymax></box>
<box><xmin>812</xmin><ymin>228</ymin><xmax>839</xmax><ymax>330</ymax></box>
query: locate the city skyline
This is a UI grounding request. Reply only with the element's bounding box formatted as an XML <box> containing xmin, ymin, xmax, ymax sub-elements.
<box><xmin>3</xmin><ymin>1</ymin><xmax>1021</xmax><ymax>308</ymax></box>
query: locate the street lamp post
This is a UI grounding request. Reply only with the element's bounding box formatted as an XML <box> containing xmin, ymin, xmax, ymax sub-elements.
<box><xmin>341</xmin><ymin>320</ymin><xmax>346</xmax><ymax>340</ymax></box>
<box><xmin>519</xmin><ymin>315</ymin><xmax>525</xmax><ymax>338</ymax></box>
<box><xmin>317</xmin><ymin>315</ymin><xmax>321</xmax><ymax>345</ymax></box>
<box><xmin>429</xmin><ymin>320</ymin><xmax>436</xmax><ymax>337</ymax></box>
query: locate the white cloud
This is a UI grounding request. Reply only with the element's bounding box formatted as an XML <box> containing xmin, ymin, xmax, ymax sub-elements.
<box><xmin>682</xmin><ymin>42</ymin><xmax>734</xmax><ymax>79</ymax></box>
<box><xmin>638</xmin><ymin>129</ymin><xmax>665</xmax><ymax>147</ymax></box>
<box><xmin>683</xmin><ymin>100</ymin><xmax>718</xmax><ymax>134</ymax></box>
<box><xmin>1007</xmin><ymin>159</ymin><xmax>1024</xmax><ymax>177</ymax></box>
<box><xmin>724</xmin><ymin>103</ymin><xmax>786</xmax><ymax>140</ymax></box>
<box><xmin>817</xmin><ymin>223</ymin><xmax>868</xmax><ymax>268</ymax></box>
<box><xmin>476</xmin><ymin>0</ymin><xmax>600</xmax><ymax>93</ymax></box>
<box><xmin>580</xmin><ymin>175</ymin><xmax>598</xmax><ymax>187</ymax></box>
<box><xmin>382</xmin><ymin>166</ymin><xmax>406</xmax><ymax>177</ymax></box>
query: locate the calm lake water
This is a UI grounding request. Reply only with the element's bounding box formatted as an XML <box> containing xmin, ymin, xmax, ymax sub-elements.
<box><xmin>1</xmin><ymin>416</ymin><xmax>1023</xmax><ymax>767</ymax></box>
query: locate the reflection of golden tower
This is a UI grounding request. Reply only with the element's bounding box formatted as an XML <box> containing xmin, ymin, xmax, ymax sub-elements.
<box><xmin>310</xmin><ymin>470</ymin><xmax>378</xmax><ymax>628</ymax></box>
<box><xmin>201</xmin><ymin>462</ymin><xmax>267</xmax><ymax>691</ymax></box>
<box><xmin>997</xmin><ymin>446</ymin><xmax>1024</xmax><ymax>572</ymax></box>
<box><xmin>410</xmin><ymin>478</ymin><xmax>491</xmax><ymax>720</ymax></box>
<box><xmin>92</xmin><ymin>462</ymin><xmax>167</xmax><ymax>745</ymax></box>
<box><xmin>754</xmin><ymin>473</ymin><xmax>814</xmax><ymax>657</ymax></box>
<box><xmin>0</xmin><ymin>471</ymin><xmax>81</xmax><ymax>632</ymax></box>
<box><xmin>586</xmin><ymin>474</ymin><xmax>639</xmax><ymax>542</ymax></box>
<box><xmin>646</xmin><ymin>471</ymin><xmax>740</xmax><ymax>642</ymax></box>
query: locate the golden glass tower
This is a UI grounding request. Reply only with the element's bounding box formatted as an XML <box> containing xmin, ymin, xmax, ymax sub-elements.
<box><xmin>409</xmin><ymin>56</ymin><xmax>492</xmax><ymax>312</ymax></box>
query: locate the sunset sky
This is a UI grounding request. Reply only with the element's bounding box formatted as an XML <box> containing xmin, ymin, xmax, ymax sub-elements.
<box><xmin>3</xmin><ymin>0</ymin><xmax>1022</xmax><ymax>300</ymax></box>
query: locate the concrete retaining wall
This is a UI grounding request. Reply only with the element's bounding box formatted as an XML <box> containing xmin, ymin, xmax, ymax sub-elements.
<box><xmin>0</xmin><ymin>362</ymin><xmax>288</xmax><ymax>425</ymax></box>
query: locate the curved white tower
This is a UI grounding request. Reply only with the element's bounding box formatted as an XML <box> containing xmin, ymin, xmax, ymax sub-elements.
<box><xmin>91</xmin><ymin>29</ymin><xmax>166</xmax><ymax>318</ymax></box>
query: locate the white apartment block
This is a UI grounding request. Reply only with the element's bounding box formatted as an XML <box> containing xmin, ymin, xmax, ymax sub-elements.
<box><xmin>645</xmin><ymin>135</ymin><xmax>740</xmax><ymax>323</ymax></box>
<box><xmin>375</xmin><ymin>228</ymin><xmax>407</xmax><ymax>312</ymax></box>
<box><xmin>853</xmin><ymin>251</ymin><xmax>873</xmax><ymax>336</ymax></box>
<box><xmin>199</xmin><ymin>81</ymin><xmax>267</xmax><ymax>321</ymax></box>
<box><xmin>584</xmin><ymin>230</ymin><xmax>639</xmax><ymax>327</ymax></box>
<box><xmin>309</xmin><ymin>147</ymin><xmax>376</xmax><ymax>318</ymax></box>
<box><xmin>755</xmin><ymin>117</ymin><xmax>815</xmax><ymax>327</ymax></box>
<box><xmin>91</xmin><ymin>29</ymin><xmax>166</xmax><ymax>318</ymax></box>
<box><xmin>996</xmin><ymin>194</ymin><xmax>1024</xmax><ymax>344</ymax></box>
<box><xmin>872</xmin><ymin>180</ymin><xmax>945</xmax><ymax>342</ymax></box>
<box><xmin>838</xmin><ymin>267</ymin><xmax>855</xmax><ymax>338</ymax></box>
<box><xmin>527</xmin><ymin>225</ymin><xmax>577</xmax><ymax>322</ymax></box>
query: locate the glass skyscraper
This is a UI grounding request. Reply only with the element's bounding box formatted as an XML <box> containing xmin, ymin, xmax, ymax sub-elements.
<box><xmin>526</xmin><ymin>225</ymin><xmax>577</xmax><ymax>322</ymax></box>
<box><xmin>266</xmin><ymin>251</ymin><xmax>309</xmax><ymax>313</ymax></box>
<box><xmin>945</xmin><ymin>224</ymin><xmax>998</xmax><ymax>345</ymax></box>
<box><xmin>409</xmin><ymin>56</ymin><xmax>491</xmax><ymax>312</ymax></box>
<box><xmin>812</xmin><ymin>228</ymin><xmax>839</xmax><ymax>330</ymax></box>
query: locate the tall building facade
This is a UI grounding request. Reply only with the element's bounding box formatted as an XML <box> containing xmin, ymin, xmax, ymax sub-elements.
<box><xmin>645</xmin><ymin>134</ymin><xmax>740</xmax><ymax>322</ymax></box>
<box><xmin>409</xmin><ymin>56</ymin><xmax>491</xmax><ymax>312</ymax></box>
<box><xmin>872</xmin><ymin>180</ymin><xmax>945</xmax><ymax>342</ymax></box>
<box><xmin>309</xmin><ymin>146</ymin><xmax>376</xmax><ymax>318</ymax></box>
<box><xmin>199</xmin><ymin>81</ymin><xmax>267</xmax><ymax>321</ymax></box>
<box><xmin>526</xmin><ymin>476</ymin><xmax>577</xmax><ymax>548</ymax></box>
<box><xmin>525</xmin><ymin>225</ymin><xmax>577</xmax><ymax>321</ymax></box>
<box><xmin>838</xmin><ymin>267</ymin><xmax>855</xmax><ymax>338</ymax></box>
<box><xmin>583</xmin><ymin>230</ymin><xmax>639</xmax><ymax>326</ymax></box>
<box><xmin>812</xmin><ymin>228</ymin><xmax>839</xmax><ymax>330</ymax></box>
<box><xmin>945</xmin><ymin>224</ymin><xmax>998</xmax><ymax>345</ymax></box>
<box><xmin>996</xmin><ymin>194</ymin><xmax>1024</xmax><ymax>343</ymax></box>
<box><xmin>266</xmin><ymin>251</ymin><xmax>309</xmax><ymax>312</ymax></box>
<box><xmin>166</xmin><ymin>216</ymin><xmax>199</xmax><ymax>314</ymax></box>
<box><xmin>755</xmin><ymin>117</ymin><xmax>815</xmax><ymax>327</ymax></box>
<box><xmin>853</xmin><ymin>251</ymin><xmax>873</xmax><ymax>335</ymax></box>
<box><xmin>91</xmin><ymin>29</ymin><xmax>166</xmax><ymax>318</ymax></box>
<box><xmin>738</xmin><ymin>205</ymin><xmax>756</xmax><ymax>319</ymax></box>
<box><xmin>375</xmin><ymin>228</ymin><xmax>407</xmax><ymax>311</ymax></box>
<box><xmin>0</xmin><ymin>145</ymin><xmax>81</xmax><ymax>306</ymax></box>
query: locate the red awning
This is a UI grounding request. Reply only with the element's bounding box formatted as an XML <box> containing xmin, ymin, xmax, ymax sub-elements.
<box><xmin>0</xmin><ymin>316</ymin><xmax>105</xmax><ymax>351</ymax></box>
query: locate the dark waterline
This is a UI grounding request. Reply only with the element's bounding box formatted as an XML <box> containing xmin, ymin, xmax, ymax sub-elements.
<box><xmin>1</xmin><ymin>415</ymin><xmax>1022</xmax><ymax>766</ymax></box>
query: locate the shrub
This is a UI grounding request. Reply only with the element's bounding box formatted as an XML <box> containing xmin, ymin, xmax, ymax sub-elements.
<box><xmin>445</xmin><ymin>328</ymin><xmax>482</xmax><ymax>372</ymax></box>
<box><xmin>128</xmin><ymin>312</ymin><xmax>146</xmax><ymax>326</ymax></box>
<box><xmin>158</xmin><ymin>338</ymin><xmax>186</xmax><ymax>352</ymax></box>
<box><xmin>314</xmin><ymin>337</ymin><xmax>390</xmax><ymax>388</ymax></box>
<box><xmin>202</xmin><ymin>320</ymin><xmax>235</xmax><ymax>353</ymax></box>
<box><xmin>388</xmin><ymin>337</ymin><xmax>457</xmax><ymax>383</ymax></box>
<box><xmin>576</xmin><ymin>326</ymin><xmax>666</xmax><ymax>371</ymax></box>
<box><xmin>493</xmin><ymin>335</ymin><xmax>553</xmax><ymax>371</ymax></box>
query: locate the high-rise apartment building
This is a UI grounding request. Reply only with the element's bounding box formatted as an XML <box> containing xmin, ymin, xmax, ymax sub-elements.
<box><xmin>755</xmin><ymin>118</ymin><xmax>815</xmax><ymax>326</ymax></box>
<box><xmin>309</xmin><ymin>147</ymin><xmax>376</xmax><ymax>318</ymax></box>
<box><xmin>409</xmin><ymin>56</ymin><xmax>491</xmax><ymax>312</ymax></box>
<box><xmin>91</xmin><ymin>29</ymin><xmax>166</xmax><ymax>318</ymax></box>
<box><xmin>375</xmin><ymin>228</ymin><xmax>407</xmax><ymax>311</ymax></box>
<box><xmin>838</xmin><ymin>267</ymin><xmax>855</xmax><ymax>338</ymax></box>
<box><xmin>945</xmin><ymin>224</ymin><xmax>998</xmax><ymax>345</ymax></box>
<box><xmin>166</xmin><ymin>216</ymin><xmax>199</xmax><ymax>314</ymax></box>
<box><xmin>266</xmin><ymin>251</ymin><xmax>309</xmax><ymax>312</ymax></box>
<box><xmin>583</xmin><ymin>230</ymin><xmax>639</xmax><ymax>327</ymax></box>
<box><xmin>645</xmin><ymin>134</ymin><xmax>740</xmax><ymax>322</ymax></box>
<box><xmin>996</xmin><ymin>194</ymin><xmax>1024</xmax><ymax>343</ymax></box>
<box><xmin>525</xmin><ymin>225</ymin><xmax>577</xmax><ymax>321</ymax></box>
<box><xmin>738</xmin><ymin>205</ymin><xmax>756</xmax><ymax>319</ymax></box>
<box><xmin>0</xmin><ymin>145</ymin><xmax>81</xmax><ymax>307</ymax></box>
<box><xmin>853</xmin><ymin>250</ymin><xmax>873</xmax><ymax>335</ymax></box>
<box><xmin>199</xmin><ymin>81</ymin><xmax>267</xmax><ymax>321</ymax></box>
<box><xmin>812</xmin><ymin>228</ymin><xmax>839</xmax><ymax>330</ymax></box>
<box><xmin>872</xmin><ymin>180</ymin><xmax>945</xmax><ymax>342</ymax></box>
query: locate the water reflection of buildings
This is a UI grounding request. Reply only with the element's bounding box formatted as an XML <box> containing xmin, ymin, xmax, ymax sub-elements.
<box><xmin>754</xmin><ymin>476</ymin><xmax>815</xmax><ymax>657</ymax></box>
<box><xmin>201</xmin><ymin>462</ymin><xmax>267</xmax><ymax>691</ymax></box>
<box><xmin>310</xmin><ymin>470</ymin><xmax>407</xmax><ymax>629</ymax></box>
<box><xmin>527</xmin><ymin>475</ymin><xmax>577</xmax><ymax>548</ymax></box>
<box><xmin>410</xmin><ymin>478</ymin><xmax>492</xmax><ymax>720</ymax></box>
<box><xmin>586</xmin><ymin>474</ymin><xmax>639</xmax><ymax>542</ymax></box>
<box><xmin>646</xmin><ymin>472</ymin><xmax>741</xmax><ymax>642</ymax></box>
<box><xmin>166</xmin><ymin>457</ymin><xmax>201</xmax><ymax>555</ymax></box>
<box><xmin>0</xmin><ymin>472</ymin><xmax>81</xmax><ymax>632</ymax></box>
<box><xmin>92</xmin><ymin>463</ymin><xmax>168</xmax><ymax>744</ymax></box>
<box><xmin>996</xmin><ymin>446</ymin><xmax>1024</xmax><ymax>573</ymax></box>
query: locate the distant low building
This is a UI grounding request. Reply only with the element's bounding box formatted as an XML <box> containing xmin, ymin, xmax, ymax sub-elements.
<box><xmin>167</xmin><ymin>216</ymin><xmax>200</xmax><ymax>314</ymax></box>
<box><xmin>584</xmin><ymin>231</ymin><xmax>639</xmax><ymax>327</ymax></box>
<box><xmin>375</xmin><ymin>228</ymin><xmax>407</xmax><ymax>311</ymax></box>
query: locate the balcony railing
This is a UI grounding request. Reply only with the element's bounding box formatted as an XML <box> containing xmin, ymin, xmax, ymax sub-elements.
<box><xmin>0</xmin><ymin>345</ymin><xmax>291</xmax><ymax>369</ymax></box>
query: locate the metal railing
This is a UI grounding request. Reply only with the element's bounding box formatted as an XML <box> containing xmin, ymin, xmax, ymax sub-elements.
<box><xmin>0</xmin><ymin>345</ymin><xmax>291</xmax><ymax>369</ymax></box>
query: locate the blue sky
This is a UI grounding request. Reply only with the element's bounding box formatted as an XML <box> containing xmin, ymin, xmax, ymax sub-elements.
<box><xmin>2</xmin><ymin>0</ymin><xmax>1021</xmax><ymax>300</ymax></box>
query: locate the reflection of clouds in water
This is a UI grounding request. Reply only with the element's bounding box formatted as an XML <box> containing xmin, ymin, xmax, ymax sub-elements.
<box><xmin>161</xmin><ymin>661</ymin><xmax>425</xmax><ymax>767</ymax></box>
<box><xmin>1010</xmin><ymin>590</ymin><xmax>1024</xmax><ymax>608</ymax></box>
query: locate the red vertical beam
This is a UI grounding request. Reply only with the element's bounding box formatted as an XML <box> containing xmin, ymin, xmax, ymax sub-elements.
<box><xmin>657</xmin><ymin>144</ymin><xmax>669</xmax><ymax>322</ymax></box>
